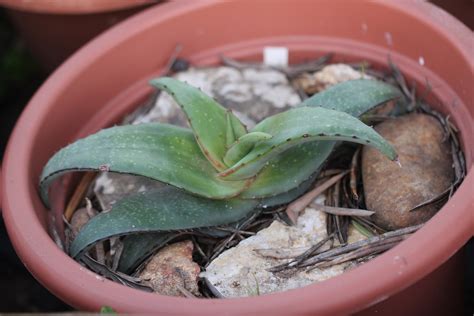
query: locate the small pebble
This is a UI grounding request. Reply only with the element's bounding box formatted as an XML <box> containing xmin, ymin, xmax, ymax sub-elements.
<box><xmin>139</xmin><ymin>240</ymin><xmax>201</xmax><ymax>297</ymax></box>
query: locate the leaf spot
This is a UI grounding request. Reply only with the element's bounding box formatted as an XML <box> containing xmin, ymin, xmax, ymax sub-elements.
<box><xmin>99</xmin><ymin>164</ymin><xmax>110</xmax><ymax>172</ymax></box>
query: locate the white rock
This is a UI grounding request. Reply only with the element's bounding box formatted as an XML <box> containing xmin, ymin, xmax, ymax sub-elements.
<box><xmin>94</xmin><ymin>173</ymin><xmax>164</xmax><ymax>212</ymax></box>
<box><xmin>294</xmin><ymin>63</ymin><xmax>372</xmax><ymax>94</ymax></box>
<box><xmin>314</xmin><ymin>64</ymin><xmax>372</xmax><ymax>87</ymax></box>
<box><xmin>202</xmin><ymin>207</ymin><xmax>366</xmax><ymax>298</ymax></box>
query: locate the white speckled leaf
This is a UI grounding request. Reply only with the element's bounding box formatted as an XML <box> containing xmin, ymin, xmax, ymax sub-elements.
<box><xmin>219</xmin><ymin>107</ymin><xmax>397</xmax><ymax>181</ymax></box>
<box><xmin>40</xmin><ymin>123</ymin><xmax>251</xmax><ymax>206</ymax></box>
<box><xmin>241</xmin><ymin>80</ymin><xmax>401</xmax><ymax>198</ymax></box>
<box><xmin>224</xmin><ymin>132</ymin><xmax>273</xmax><ymax>167</ymax></box>
<box><xmin>150</xmin><ymin>77</ymin><xmax>247</xmax><ymax>170</ymax></box>
<box><xmin>301</xmin><ymin>79</ymin><xmax>402</xmax><ymax>116</ymax></box>
<box><xmin>69</xmin><ymin>187</ymin><xmax>259</xmax><ymax>258</ymax></box>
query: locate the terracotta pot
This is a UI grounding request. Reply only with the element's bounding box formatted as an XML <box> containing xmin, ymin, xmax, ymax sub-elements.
<box><xmin>1</xmin><ymin>1</ymin><xmax>473</xmax><ymax>314</ymax></box>
<box><xmin>0</xmin><ymin>0</ymin><xmax>157</xmax><ymax>72</ymax></box>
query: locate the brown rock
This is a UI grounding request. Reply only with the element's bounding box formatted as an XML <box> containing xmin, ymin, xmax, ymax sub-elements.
<box><xmin>139</xmin><ymin>240</ymin><xmax>201</xmax><ymax>297</ymax></box>
<box><xmin>362</xmin><ymin>113</ymin><xmax>453</xmax><ymax>230</ymax></box>
<box><xmin>294</xmin><ymin>64</ymin><xmax>372</xmax><ymax>94</ymax></box>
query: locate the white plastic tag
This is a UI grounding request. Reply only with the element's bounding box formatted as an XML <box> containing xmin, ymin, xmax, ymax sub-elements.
<box><xmin>263</xmin><ymin>46</ymin><xmax>289</xmax><ymax>67</ymax></box>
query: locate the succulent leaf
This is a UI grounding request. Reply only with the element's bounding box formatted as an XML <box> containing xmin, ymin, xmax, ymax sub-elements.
<box><xmin>301</xmin><ymin>79</ymin><xmax>402</xmax><ymax>116</ymax></box>
<box><xmin>150</xmin><ymin>77</ymin><xmax>246</xmax><ymax>171</ymax></box>
<box><xmin>218</xmin><ymin>106</ymin><xmax>397</xmax><ymax>181</ymax></box>
<box><xmin>241</xmin><ymin>79</ymin><xmax>401</xmax><ymax>198</ymax></box>
<box><xmin>226</xmin><ymin>111</ymin><xmax>237</xmax><ymax>148</ymax></box>
<box><xmin>40</xmin><ymin>123</ymin><xmax>251</xmax><ymax>206</ymax></box>
<box><xmin>69</xmin><ymin>186</ymin><xmax>259</xmax><ymax>258</ymax></box>
<box><xmin>223</xmin><ymin>132</ymin><xmax>273</xmax><ymax>167</ymax></box>
<box><xmin>259</xmin><ymin>173</ymin><xmax>317</xmax><ymax>207</ymax></box>
<box><xmin>118</xmin><ymin>233</ymin><xmax>175</xmax><ymax>274</ymax></box>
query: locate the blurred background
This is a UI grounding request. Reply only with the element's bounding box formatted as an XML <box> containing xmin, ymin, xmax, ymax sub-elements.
<box><xmin>0</xmin><ymin>0</ymin><xmax>472</xmax><ymax>312</ymax></box>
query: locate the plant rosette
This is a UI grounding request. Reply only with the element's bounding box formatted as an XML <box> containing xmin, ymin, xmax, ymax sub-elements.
<box><xmin>41</xmin><ymin>74</ymin><xmax>399</xmax><ymax>254</ymax></box>
<box><xmin>42</xmin><ymin>57</ymin><xmax>465</xmax><ymax>300</ymax></box>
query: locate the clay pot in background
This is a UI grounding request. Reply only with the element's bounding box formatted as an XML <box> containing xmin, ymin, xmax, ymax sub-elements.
<box><xmin>1</xmin><ymin>1</ymin><xmax>473</xmax><ymax>314</ymax></box>
<box><xmin>430</xmin><ymin>0</ymin><xmax>474</xmax><ymax>30</ymax></box>
<box><xmin>0</xmin><ymin>0</ymin><xmax>158</xmax><ymax>72</ymax></box>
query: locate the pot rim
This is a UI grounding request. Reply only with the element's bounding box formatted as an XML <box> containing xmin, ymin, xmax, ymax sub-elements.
<box><xmin>2</xmin><ymin>1</ymin><xmax>473</xmax><ymax>314</ymax></box>
<box><xmin>0</xmin><ymin>0</ymin><xmax>156</xmax><ymax>15</ymax></box>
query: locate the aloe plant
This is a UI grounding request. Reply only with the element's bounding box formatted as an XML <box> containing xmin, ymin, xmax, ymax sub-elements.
<box><xmin>39</xmin><ymin>77</ymin><xmax>401</xmax><ymax>260</ymax></box>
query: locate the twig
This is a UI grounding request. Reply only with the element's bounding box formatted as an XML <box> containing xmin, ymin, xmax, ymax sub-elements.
<box><xmin>388</xmin><ymin>56</ymin><xmax>411</xmax><ymax>101</ymax></box>
<box><xmin>351</xmin><ymin>219</ymin><xmax>375</xmax><ymax>238</ymax></box>
<box><xmin>220</xmin><ymin>55</ymin><xmax>264</xmax><ymax>69</ymax></box>
<box><xmin>261</xmin><ymin>205</ymin><xmax>286</xmax><ymax>214</ymax></box>
<box><xmin>203</xmin><ymin>277</ymin><xmax>224</xmax><ymax>298</ymax></box>
<box><xmin>284</xmin><ymin>53</ymin><xmax>333</xmax><ymax>78</ymax></box>
<box><xmin>313</xmin><ymin>241</ymin><xmax>399</xmax><ymax>269</ymax></box>
<box><xmin>207</xmin><ymin>212</ymin><xmax>259</xmax><ymax>263</ymax></box>
<box><xmin>176</xmin><ymin>284</ymin><xmax>197</xmax><ymax>298</ymax></box>
<box><xmin>192</xmin><ymin>236</ymin><xmax>208</xmax><ymax>261</ymax></box>
<box><xmin>332</xmin><ymin>179</ymin><xmax>346</xmax><ymax>244</ymax></box>
<box><xmin>111</xmin><ymin>240</ymin><xmax>124</xmax><ymax>272</ymax></box>
<box><xmin>293</xmin><ymin>234</ymin><xmax>334</xmax><ymax>262</ymax></box>
<box><xmin>84</xmin><ymin>199</ymin><xmax>106</xmax><ymax>265</ymax></box>
<box><xmin>162</xmin><ymin>44</ymin><xmax>183</xmax><ymax>75</ymax></box>
<box><xmin>326</xmin><ymin>187</ymin><xmax>335</xmax><ymax>237</ymax></box>
<box><xmin>354</xmin><ymin>216</ymin><xmax>387</xmax><ymax>234</ymax></box>
<box><xmin>220</xmin><ymin>53</ymin><xmax>332</xmax><ymax>78</ymax></box>
<box><xmin>286</xmin><ymin>171</ymin><xmax>349</xmax><ymax>224</ymax></box>
<box><xmin>269</xmin><ymin>224</ymin><xmax>422</xmax><ymax>272</ymax></box>
<box><xmin>268</xmin><ymin>235</ymin><xmax>333</xmax><ymax>272</ymax></box>
<box><xmin>81</xmin><ymin>255</ymin><xmax>153</xmax><ymax>292</ymax></box>
<box><xmin>64</xmin><ymin>172</ymin><xmax>96</xmax><ymax>221</ymax></box>
<box><xmin>348</xmin><ymin>61</ymin><xmax>371</xmax><ymax>72</ymax></box>
<box><xmin>317</xmin><ymin>169</ymin><xmax>346</xmax><ymax>179</ymax></box>
<box><xmin>349</xmin><ymin>148</ymin><xmax>361</xmax><ymax>201</ymax></box>
<box><xmin>253</xmin><ymin>247</ymin><xmax>309</xmax><ymax>260</ymax></box>
<box><xmin>214</xmin><ymin>227</ymin><xmax>256</xmax><ymax>236</ymax></box>
<box><xmin>300</xmin><ymin>234</ymin><xmax>409</xmax><ymax>269</ymax></box>
<box><xmin>310</xmin><ymin>203</ymin><xmax>374</xmax><ymax>217</ymax></box>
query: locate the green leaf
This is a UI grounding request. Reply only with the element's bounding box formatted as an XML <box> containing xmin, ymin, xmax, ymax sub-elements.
<box><xmin>226</xmin><ymin>110</ymin><xmax>247</xmax><ymax>148</ymax></box>
<box><xmin>223</xmin><ymin>132</ymin><xmax>272</xmax><ymax>167</ymax></box>
<box><xmin>150</xmin><ymin>77</ymin><xmax>247</xmax><ymax>171</ymax></box>
<box><xmin>118</xmin><ymin>233</ymin><xmax>175</xmax><ymax>274</ymax></box>
<box><xmin>218</xmin><ymin>106</ymin><xmax>397</xmax><ymax>180</ymax></box>
<box><xmin>226</xmin><ymin>110</ymin><xmax>237</xmax><ymax>148</ymax></box>
<box><xmin>100</xmin><ymin>306</ymin><xmax>116</xmax><ymax>314</ymax></box>
<box><xmin>241</xmin><ymin>141</ymin><xmax>333</xmax><ymax>198</ymax></box>
<box><xmin>40</xmin><ymin>123</ymin><xmax>251</xmax><ymax>206</ymax></box>
<box><xmin>69</xmin><ymin>187</ymin><xmax>259</xmax><ymax>258</ymax></box>
<box><xmin>301</xmin><ymin>79</ymin><xmax>402</xmax><ymax>116</ymax></box>
<box><xmin>259</xmin><ymin>172</ymin><xmax>317</xmax><ymax>207</ymax></box>
<box><xmin>242</xmin><ymin>79</ymin><xmax>401</xmax><ymax>198</ymax></box>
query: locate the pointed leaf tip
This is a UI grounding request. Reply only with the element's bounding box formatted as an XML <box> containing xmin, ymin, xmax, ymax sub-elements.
<box><xmin>150</xmin><ymin>77</ymin><xmax>247</xmax><ymax>171</ymax></box>
<box><xmin>223</xmin><ymin>132</ymin><xmax>273</xmax><ymax>167</ymax></box>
